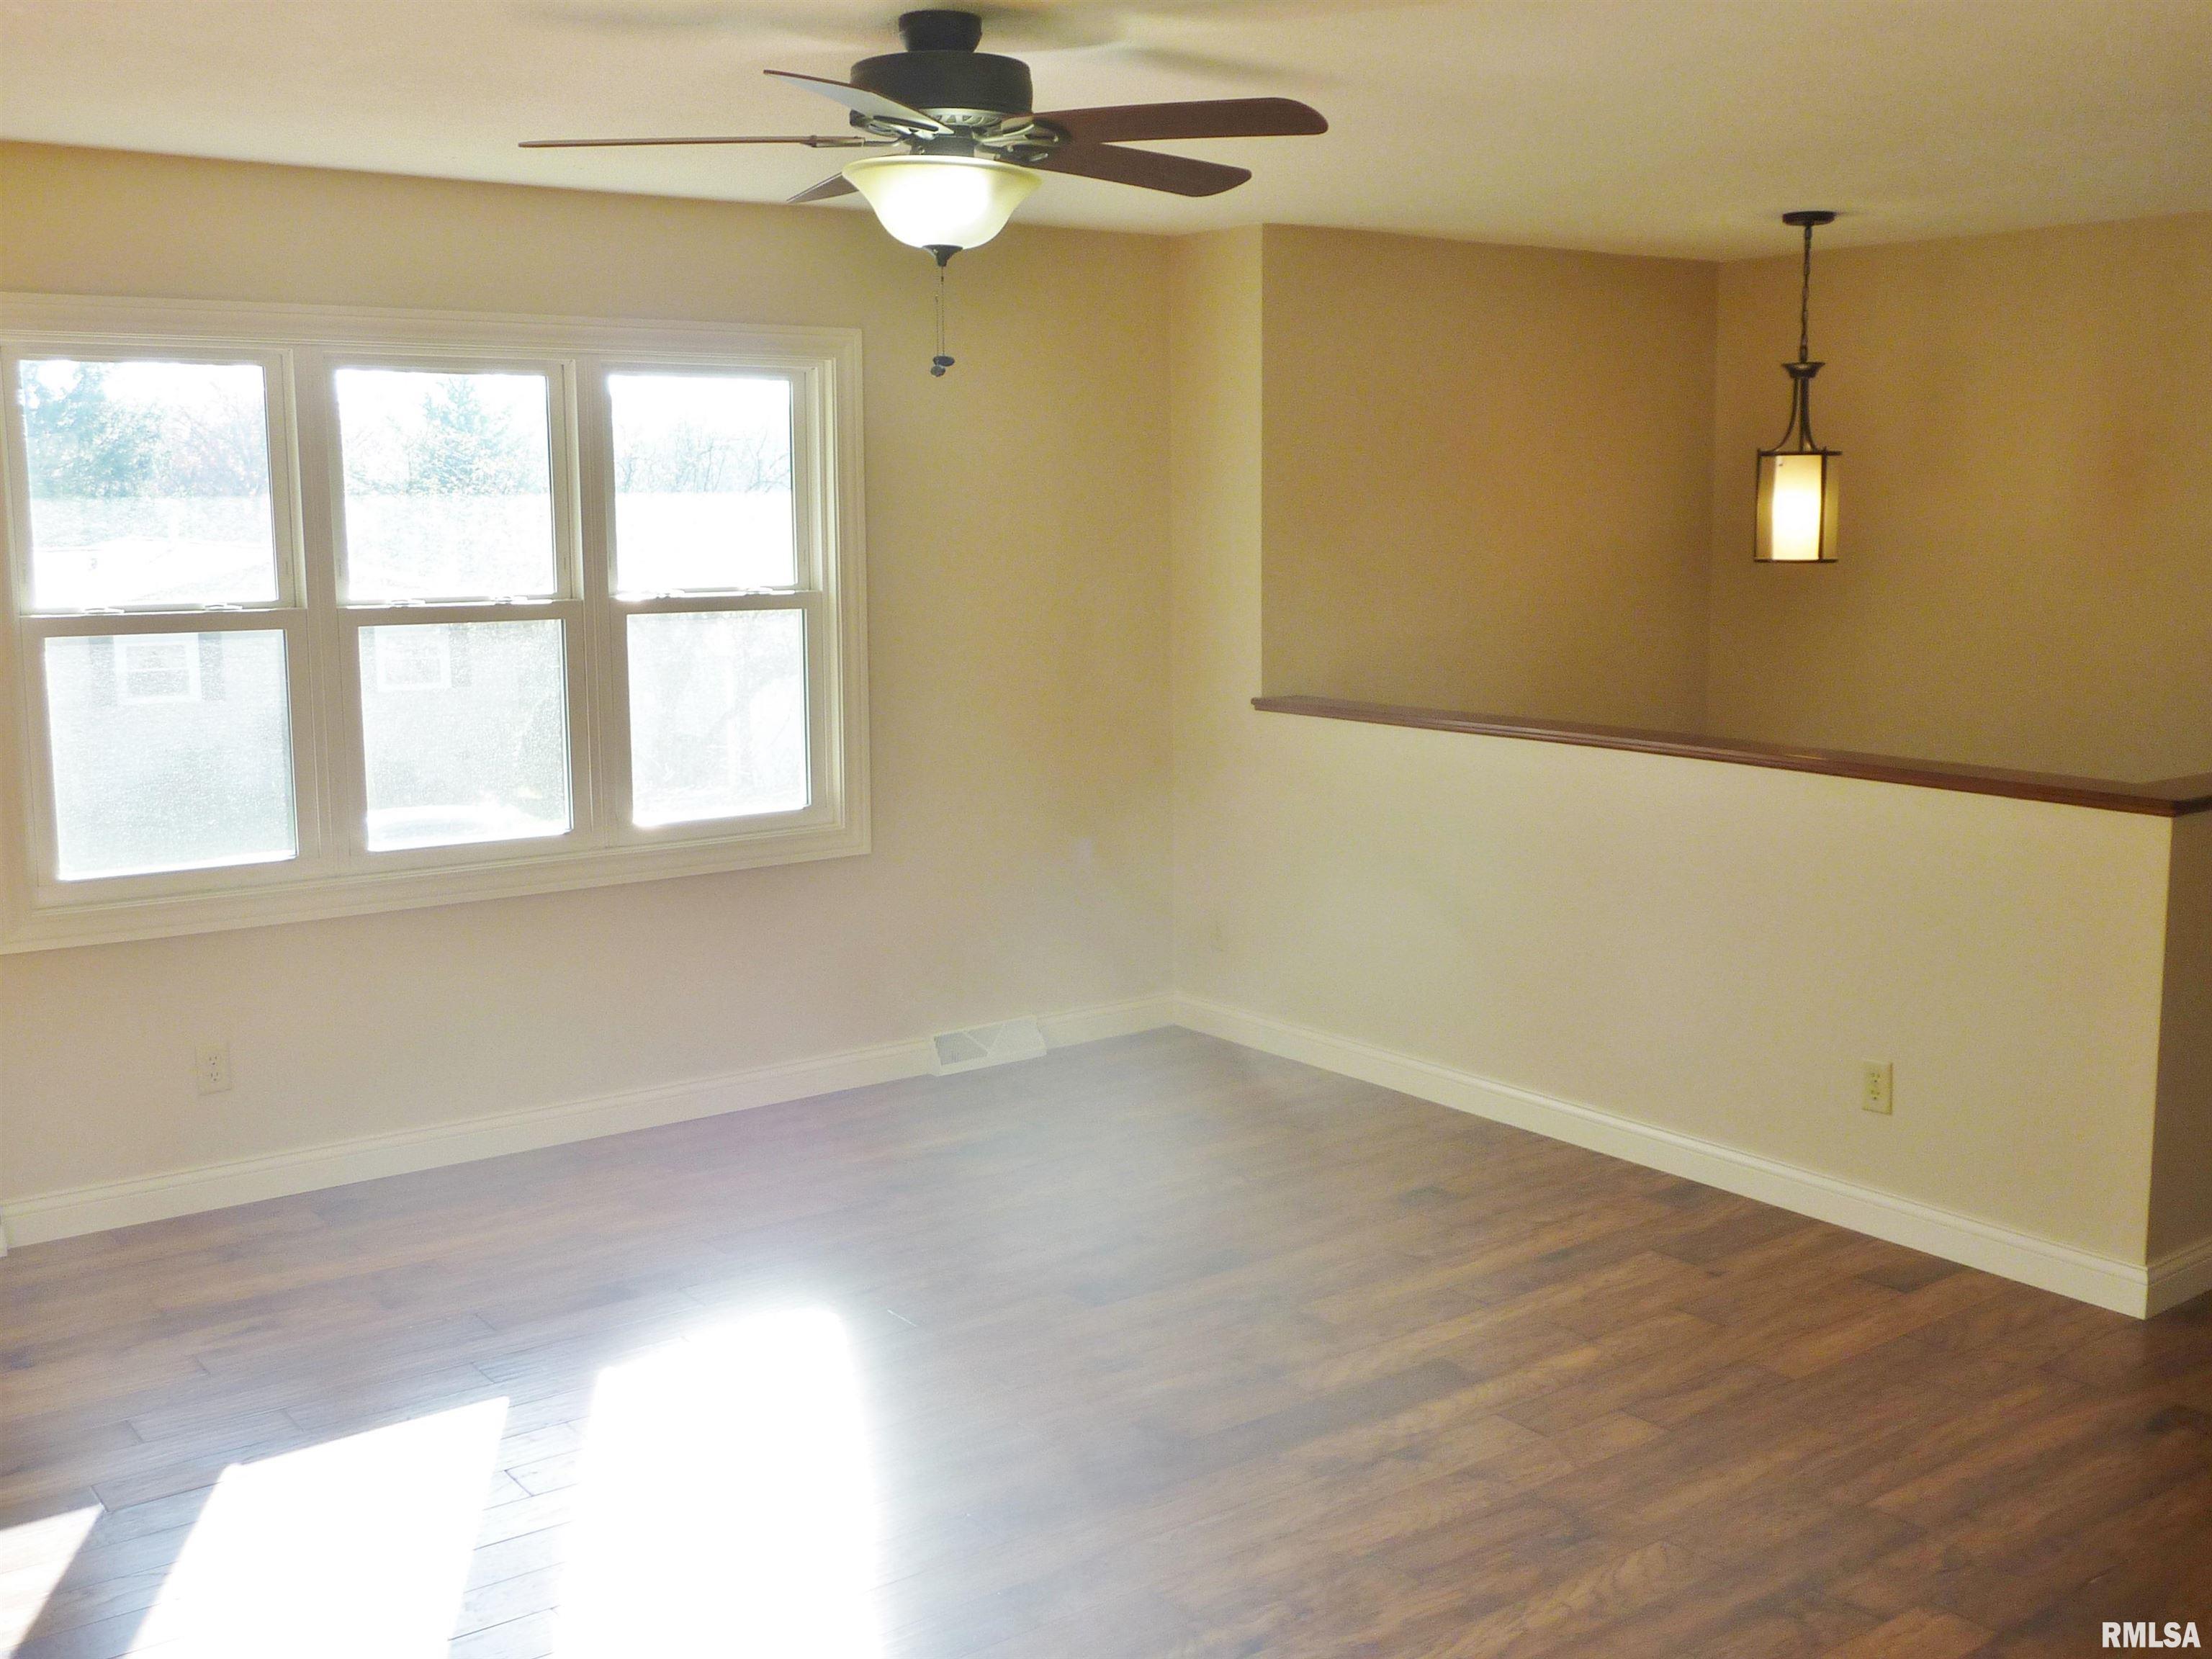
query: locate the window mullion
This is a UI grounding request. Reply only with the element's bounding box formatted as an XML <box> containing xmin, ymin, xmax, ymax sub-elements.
<box><xmin>795</xmin><ymin>360</ymin><xmax>827</xmax><ymax>595</ymax></box>
<box><xmin>292</xmin><ymin>346</ymin><xmax>349</xmax><ymax>876</ymax></box>
<box><xmin>546</xmin><ymin>359</ymin><xmax>600</xmax><ymax>847</ymax></box>
<box><xmin>575</xmin><ymin>356</ymin><xmax>624</xmax><ymax>849</ymax></box>
<box><xmin>621</xmin><ymin>595</ymin><xmax>820</xmax><ymax>624</ymax></box>
<box><xmin>17</xmin><ymin>608</ymin><xmax>306</xmax><ymax>638</ymax></box>
<box><xmin>340</xmin><ymin>600</ymin><xmax>580</xmax><ymax>627</ymax></box>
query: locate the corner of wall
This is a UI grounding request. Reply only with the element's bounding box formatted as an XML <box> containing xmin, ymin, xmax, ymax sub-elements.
<box><xmin>2150</xmin><ymin>811</ymin><xmax>2212</xmax><ymax>1275</ymax></box>
<box><xmin>1166</xmin><ymin>228</ymin><xmax>1266</xmax><ymax>995</ymax></box>
<box><xmin>1251</xmin><ymin>228</ymin><xmax>1724</xmax><ymax>727</ymax></box>
<box><xmin>1686</xmin><ymin>256</ymin><xmax>1723</xmax><ymax>732</ymax></box>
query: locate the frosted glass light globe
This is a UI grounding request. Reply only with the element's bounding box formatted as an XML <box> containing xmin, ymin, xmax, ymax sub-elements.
<box><xmin>842</xmin><ymin>155</ymin><xmax>1040</xmax><ymax>253</ymax></box>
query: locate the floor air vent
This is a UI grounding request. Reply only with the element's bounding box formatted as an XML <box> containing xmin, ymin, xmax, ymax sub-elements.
<box><xmin>931</xmin><ymin>1017</ymin><xmax>1048</xmax><ymax>1075</ymax></box>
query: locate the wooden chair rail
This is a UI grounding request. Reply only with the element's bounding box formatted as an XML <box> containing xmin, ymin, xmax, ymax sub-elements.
<box><xmin>1254</xmin><ymin>695</ymin><xmax>2212</xmax><ymax>817</ymax></box>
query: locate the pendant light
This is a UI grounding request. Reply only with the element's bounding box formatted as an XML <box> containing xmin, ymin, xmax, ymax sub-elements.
<box><xmin>1755</xmin><ymin>210</ymin><xmax>1840</xmax><ymax>563</ymax></box>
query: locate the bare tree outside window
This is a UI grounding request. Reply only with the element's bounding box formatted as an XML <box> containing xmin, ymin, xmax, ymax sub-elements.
<box><xmin>336</xmin><ymin>369</ymin><xmax>557</xmax><ymax>601</ymax></box>
<box><xmin>610</xmin><ymin>374</ymin><xmax>795</xmax><ymax>594</ymax></box>
<box><xmin>19</xmin><ymin>359</ymin><xmax>276</xmax><ymax>609</ymax></box>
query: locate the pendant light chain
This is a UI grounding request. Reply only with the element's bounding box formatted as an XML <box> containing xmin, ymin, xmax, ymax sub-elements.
<box><xmin>1797</xmin><ymin>217</ymin><xmax>1815</xmax><ymax>365</ymax></box>
<box><xmin>1791</xmin><ymin>217</ymin><xmax>1817</xmax><ymax>448</ymax></box>
<box><xmin>930</xmin><ymin>260</ymin><xmax>956</xmax><ymax>378</ymax></box>
<box><xmin>1771</xmin><ymin>210</ymin><xmax>1834</xmax><ymax>453</ymax></box>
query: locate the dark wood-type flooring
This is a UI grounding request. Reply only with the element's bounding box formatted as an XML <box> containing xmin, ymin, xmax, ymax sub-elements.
<box><xmin>3</xmin><ymin>1028</ymin><xmax>2209</xmax><ymax>1657</ymax></box>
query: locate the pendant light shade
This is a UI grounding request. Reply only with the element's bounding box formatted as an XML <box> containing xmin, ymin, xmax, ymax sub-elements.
<box><xmin>842</xmin><ymin>154</ymin><xmax>1039</xmax><ymax>256</ymax></box>
<box><xmin>1756</xmin><ymin>417</ymin><xmax>1839</xmax><ymax>563</ymax></box>
<box><xmin>1755</xmin><ymin>210</ymin><xmax>1840</xmax><ymax>564</ymax></box>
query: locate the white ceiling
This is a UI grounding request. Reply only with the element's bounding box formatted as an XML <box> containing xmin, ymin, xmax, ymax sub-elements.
<box><xmin>4</xmin><ymin>0</ymin><xmax>2209</xmax><ymax>259</ymax></box>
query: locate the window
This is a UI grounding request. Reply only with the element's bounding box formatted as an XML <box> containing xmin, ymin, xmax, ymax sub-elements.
<box><xmin>1</xmin><ymin>297</ymin><xmax>867</xmax><ymax>949</ymax></box>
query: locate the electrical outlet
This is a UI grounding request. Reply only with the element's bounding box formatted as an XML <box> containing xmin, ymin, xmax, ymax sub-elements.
<box><xmin>1861</xmin><ymin>1060</ymin><xmax>1893</xmax><ymax>1115</ymax></box>
<box><xmin>196</xmin><ymin>1042</ymin><xmax>233</xmax><ymax>1096</ymax></box>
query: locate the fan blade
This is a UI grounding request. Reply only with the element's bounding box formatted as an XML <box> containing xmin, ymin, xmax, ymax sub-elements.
<box><xmin>1033</xmin><ymin>98</ymin><xmax>1326</xmax><ymax>145</ymax></box>
<box><xmin>765</xmin><ymin>70</ymin><xmax>950</xmax><ymax>131</ymax></box>
<box><xmin>788</xmin><ymin>171</ymin><xmax>860</xmax><ymax>204</ymax></box>
<box><xmin>1035</xmin><ymin>143</ymin><xmax>1251</xmax><ymax>197</ymax></box>
<box><xmin>520</xmin><ymin>133</ymin><xmax>886</xmax><ymax>148</ymax></box>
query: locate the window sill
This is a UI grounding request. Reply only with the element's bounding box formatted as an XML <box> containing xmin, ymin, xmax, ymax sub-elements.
<box><xmin>0</xmin><ymin>817</ymin><xmax>869</xmax><ymax>952</ymax></box>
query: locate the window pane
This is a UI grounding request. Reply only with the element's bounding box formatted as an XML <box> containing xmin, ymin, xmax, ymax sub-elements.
<box><xmin>359</xmin><ymin>621</ymin><xmax>571</xmax><ymax>850</ymax></box>
<box><xmin>610</xmin><ymin>374</ymin><xmax>794</xmax><ymax>595</ymax></box>
<box><xmin>628</xmin><ymin>611</ymin><xmax>807</xmax><ymax>827</ymax></box>
<box><xmin>44</xmin><ymin>631</ymin><xmax>296</xmax><ymax>880</ymax></box>
<box><xmin>336</xmin><ymin>369</ymin><xmax>556</xmax><ymax>602</ymax></box>
<box><xmin>19</xmin><ymin>359</ymin><xmax>277</xmax><ymax>611</ymax></box>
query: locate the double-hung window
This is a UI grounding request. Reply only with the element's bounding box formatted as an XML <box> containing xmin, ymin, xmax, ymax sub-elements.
<box><xmin>0</xmin><ymin>296</ymin><xmax>867</xmax><ymax>950</ymax></box>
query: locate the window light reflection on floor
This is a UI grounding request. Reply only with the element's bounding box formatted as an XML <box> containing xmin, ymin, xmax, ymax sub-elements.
<box><xmin>557</xmin><ymin>1308</ymin><xmax>883</xmax><ymax>1659</ymax></box>
<box><xmin>0</xmin><ymin>1504</ymin><xmax>102</xmax><ymax>1652</ymax></box>
<box><xmin>134</xmin><ymin>1397</ymin><xmax>507</xmax><ymax>1658</ymax></box>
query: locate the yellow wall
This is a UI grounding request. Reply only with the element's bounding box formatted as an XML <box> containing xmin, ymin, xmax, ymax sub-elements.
<box><xmin>0</xmin><ymin>142</ymin><xmax>1174</xmax><ymax>1203</ymax></box>
<box><xmin>1250</xmin><ymin>213</ymin><xmax>2212</xmax><ymax>783</ymax></box>
<box><xmin>1169</xmin><ymin>229</ymin><xmax>1266</xmax><ymax>991</ymax></box>
<box><xmin>1172</xmin><ymin>232</ymin><xmax>2175</xmax><ymax>1271</ymax></box>
<box><xmin>1708</xmin><ymin>212</ymin><xmax>2212</xmax><ymax>780</ymax></box>
<box><xmin>1259</xmin><ymin>227</ymin><xmax>1717</xmax><ymax>729</ymax></box>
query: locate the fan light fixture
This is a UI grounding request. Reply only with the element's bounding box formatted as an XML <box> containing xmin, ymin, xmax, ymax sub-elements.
<box><xmin>841</xmin><ymin>153</ymin><xmax>1040</xmax><ymax>263</ymax></box>
<box><xmin>1755</xmin><ymin>210</ymin><xmax>1841</xmax><ymax>564</ymax></box>
<box><xmin>518</xmin><ymin>10</ymin><xmax>1327</xmax><ymax>374</ymax></box>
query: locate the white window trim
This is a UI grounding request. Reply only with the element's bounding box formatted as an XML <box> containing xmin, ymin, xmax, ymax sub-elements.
<box><xmin>0</xmin><ymin>292</ymin><xmax>868</xmax><ymax>952</ymax></box>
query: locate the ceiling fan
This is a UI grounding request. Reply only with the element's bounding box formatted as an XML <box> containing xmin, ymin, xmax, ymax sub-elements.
<box><xmin>521</xmin><ymin>6</ymin><xmax>1326</xmax><ymax>263</ymax></box>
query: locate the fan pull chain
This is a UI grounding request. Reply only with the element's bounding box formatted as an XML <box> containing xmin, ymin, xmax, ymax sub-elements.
<box><xmin>930</xmin><ymin>258</ymin><xmax>956</xmax><ymax>378</ymax></box>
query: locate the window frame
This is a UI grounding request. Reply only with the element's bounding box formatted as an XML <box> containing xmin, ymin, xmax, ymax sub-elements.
<box><xmin>0</xmin><ymin>293</ymin><xmax>868</xmax><ymax>952</ymax></box>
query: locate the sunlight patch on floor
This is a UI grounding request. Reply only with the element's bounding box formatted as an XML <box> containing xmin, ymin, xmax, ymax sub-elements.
<box><xmin>557</xmin><ymin>1308</ymin><xmax>882</xmax><ymax>1658</ymax></box>
<box><xmin>133</xmin><ymin>1397</ymin><xmax>506</xmax><ymax>1658</ymax></box>
<box><xmin>0</xmin><ymin>1503</ymin><xmax>102</xmax><ymax>1650</ymax></box>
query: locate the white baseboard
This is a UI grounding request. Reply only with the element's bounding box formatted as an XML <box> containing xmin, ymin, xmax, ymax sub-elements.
<box><xmin>1174</xmin><ymin>994</ymin><xmax>2159</xmax><ymax>1318</ymax></box>
<box><xmin>1039</xmin><ymin>996</ymin><xmax>1177</xmax><ymax>1049</ymax></box>
<box><xmin>9</xmin><ymin>986</ymin><xmax>2193</xmax><ymax>1325</ymax></box>
<box><xmin>0</xmin><ymin>994</ymin><xmax>1174</xmax><ymax>1251</ymax></box>
<box><xmin>2149</xmin><ymin>1235</ymin><xmax>2212</xmax><ymax>1317</ymax></box>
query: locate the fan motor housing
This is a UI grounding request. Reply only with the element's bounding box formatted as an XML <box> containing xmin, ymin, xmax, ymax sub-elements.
<box><xmin>850</xmin><ymin>50</ymin><xmax>1035</xmax><ymax>122</ymax></box>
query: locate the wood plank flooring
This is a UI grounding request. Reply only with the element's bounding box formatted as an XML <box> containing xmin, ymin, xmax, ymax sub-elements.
<box><xmin>2</xmin><ymin>1028</ymin><xmax>2208</xmax><ymax>1657</ymax></box>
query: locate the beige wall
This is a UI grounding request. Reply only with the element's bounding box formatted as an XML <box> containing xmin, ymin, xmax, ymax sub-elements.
<box><xmin>1259</xmin><ymin>227</ymin><xmax>1717</xmax><ymax>729</ymax></box>
<box><xmin>0</xmin><ymin>143</ymin><xmax>1173</xmax><ymax>1204</ymax></box>
<box><xmin>1173</xmin><ymin>232</ymin><xmax>2175</xmax><ymax>1268</ymax></box>
<box><xmin>1707</xmin><ymin>213</ymin><xmax>2212</xmax><ymax>779</ymax></box>
<box><xmin>4</xmin><ymin>152</ymin><xmax>2202</xmax><ymax>1293</ymax></box>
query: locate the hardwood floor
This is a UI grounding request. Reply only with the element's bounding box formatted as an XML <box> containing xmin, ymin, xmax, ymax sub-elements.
<box><xmin>2</xmin><ymin>1027</ymin><xmax>2207</xmax><ymax>1658</ymax></box>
